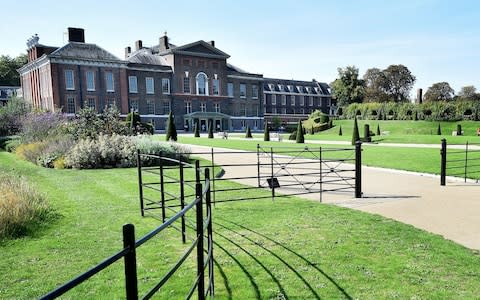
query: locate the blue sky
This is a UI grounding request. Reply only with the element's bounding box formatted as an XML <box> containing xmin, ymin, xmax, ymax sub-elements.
<box><xmin>1</xmin><ymin>0</ymin><xmax>479</xmax><ymax>96</ymax></box>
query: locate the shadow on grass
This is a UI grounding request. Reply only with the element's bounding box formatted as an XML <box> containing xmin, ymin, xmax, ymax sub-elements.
<box><xmin>216</xmin><ymin>218</ymin><xmax>353</xmax><ymax>300</ymax></box>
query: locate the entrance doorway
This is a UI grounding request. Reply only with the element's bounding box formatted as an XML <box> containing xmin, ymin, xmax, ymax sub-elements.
<box><xmin>215</xmin><ymin>120</ymin><xmax>221</xmax><ymax>132</ymax></box>
<box><xmin>200</xmin><ymin>119</ymin><xmax>207</xmax><ymax>132</ymax></box>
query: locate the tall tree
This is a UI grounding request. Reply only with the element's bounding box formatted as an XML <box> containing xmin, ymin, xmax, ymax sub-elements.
<box><xmin>424</xmin><ymin>82</ymin><xmax>455</xmax><ymax>102</ymax></box>
<box><xmin>458</xmin><ymin>85</ymin><xmax>477</xmax><ymax>99</ymax></box>
<box><xmin>363</xmin><ymin>68</ymin><xmax>388</xmax><ymax>102</ymax></box>
<box><xmin>0</xmin><ymin>54</ymin><xmax>27</xmax><ymax>86</ymax></box>
<box><xmin>381</xmin><ymin>64</ymin><xmax>416</xmax><ymax>102</ymax></box>
<box><xmin>330</xmin><ymin>66</ymin><xmax>365</xmax><ymax>106</ymax></box>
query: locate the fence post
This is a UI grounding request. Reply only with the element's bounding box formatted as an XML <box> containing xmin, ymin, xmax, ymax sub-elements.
<box><xmin>270</xmin><ymin>147</ymin><xmax>275</xmax><ymax>200</ymax></box>
<box><xmin>123</xmin><ymin>224</ymin><xmax>138</xmax><ymax>300</ymax></box>
<box><xmin>355</xmin><ymin>141</ymin><xmax>362</xmax><ymax>198</ymax></box>
<box><xmin>159</xmin><ymin>151</ymin><xmax>166</xmax><ymax>222</ymax></box>
<box><xmin>136</xmin><ymin>150</ymin><xmax>144</xmax><ymax>217</ymax></box>
<box><xmin>195</xmin><ymin>179</ymin><xmax>205</xmax><ymax>300</ymax></box>
<box><xmin>319</xmin><ymin>147</ymin><xmax>322</xmax><ymax>203</ymax></box>
<box><xmin>211</xmin><ymin>148</ymin><xmax>216</xmax><ymax>207</ymax></box>
<box><xmin>257</xmin><ymin>144</ymin><xmax>261</xmax><ymax>187</ymax></box>
<box><xmin>464</xmin><ymin>141</ymin><xmax>469</xmax><ymax>183</ymax></box>
<box><xmin>179</xmin><ymin>161</ymin><xmax>186</xmax><ymax>244</ymax></box>
<box><xmin>205</xmin><ymin>168</ymin><xmax>214</xmax><ymax>296</ymax></box>
<box><xmin>440</xmin><ymin>139</ymin><xmax>447</xmax><ymax>186</ymax></box>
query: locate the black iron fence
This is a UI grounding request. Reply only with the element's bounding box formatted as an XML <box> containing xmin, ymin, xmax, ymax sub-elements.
<box><xmin>41</xmin><ymin>157</ymin><xmax>214</xmax><ymax>300</ymax></box>
<box><xmin>440</xmin><ymin>139</ymin><xmax>480</xmax><ymax>185</ymax></box>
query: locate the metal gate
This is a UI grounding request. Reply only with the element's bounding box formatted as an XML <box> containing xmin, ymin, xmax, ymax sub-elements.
<box><xmin>440</xmin><ymin>139</ymin><xmax>480</xmax><ymax>185</ymax></box>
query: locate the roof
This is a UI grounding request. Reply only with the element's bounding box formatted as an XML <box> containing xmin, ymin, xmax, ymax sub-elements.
<box><xmin>157</xmin><ymin>40</ymin><xmax>230</xmax><ymax>59</ymax></box>
<box><xmin>50</xmin><ymin>42</ymin><xmax>121</xmax><ymax>61</ymax></box>
<box><xmin>127</xmin><ymin>49</ymin><xmax>169</xmax><ymax>65</ymax></box>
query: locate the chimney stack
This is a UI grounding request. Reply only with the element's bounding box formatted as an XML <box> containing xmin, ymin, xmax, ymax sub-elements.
<box><xmin>135</xmin><ymin>40</ymin><xmax>143</xmax><ymax>51</ymax></box>
<box><xmin>125</xmin><ymin>46</ymin><xmax>131</xmax><ymax>58</ymax></box>
<box><xmin>416</xmin><ymin>88</ymin><xmax>423</xmax><ymax>104</ymax></box>
<box><xmin>209</xmin><ymin>40</ymin><xmax>215</xmax><ymax>48</ymax></box>
<box><xmin>159</xmin><ymin>33</ymin><xmax>169</xmax><ymax>52</ymax></box>
<box><xmin>67</xmin><ymin>27</ymin><xmax>85</xmax><ymax>43</ymax></box>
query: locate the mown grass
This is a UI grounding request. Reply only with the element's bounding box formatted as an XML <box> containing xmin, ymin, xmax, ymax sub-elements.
<box><xmin>1</xmin><ymin>150</ymin><xmax>480</xmax><ymax>299</ymax></box>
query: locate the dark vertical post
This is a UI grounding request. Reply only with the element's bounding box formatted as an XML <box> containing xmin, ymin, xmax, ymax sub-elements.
<box><xmin>440</xmin><ymin>138</ymin><xmax>447</xmax><ymax>186</ymax></box>
<box><xmin>257</xmin><ymin>144</ymin><xmax>261</xmax><ymax>187</ymax></box>
<box><xmin>123</xmin><ymin>224</ymin><xmax>138</xmax><ymax>300</ymax></box>
<box><xmin>205</xmin><ymin>168</ymin><xmax>214</xmax><ymax>296</ymax></box>
<box><xmin>159</xmin><ymin>151</ymin><xmax>166</xmax><ymax>222</ymax></box>
<box><xmin>270</xmin><ymin>147</ymin><xmax>275</xmax><ymax>200</ymax></box>
<box><xmin>355</xmin><ymin>141</ymin><xmax>362</xmax><ymax>198</ymax></box>
<box><xmin>179</xmin><ymin>161</ymin><xmax>186</xmax><ymax>244</ymax></box>
<box><xmin>319</xmin><ymin>147</ymin><xmax>322</xmax><ymax>202</ymax></box>
<box><xmin>195</xmin><ymin>180</ymin><xmax>205</xmax><ymax>300</ymax></box>
<box><xmin>211</xmin><ymin>148</ymin><xmax>216</xmax><ymax>206</ymax></box>
<box><xmin>136</xmin><ymin>150</ymin><xmax>144</xmax><ymax>217</ymax></box>
<box><xmin>464</xmin><ymin>141</ymin><xmax>469</xmax><ymax>183</ymax></box>
<box><xmin>364</xmin><ymin>124</ymin><xmax>370</xmax><ymax>142</ymax></box>
<box><xmin>195</xmin><ymin>160</ymin><xmax>201</xmax><ymax>184</ymax></box>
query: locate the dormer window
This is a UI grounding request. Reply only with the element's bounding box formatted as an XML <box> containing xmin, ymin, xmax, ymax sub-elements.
<box><xmin>314</xmin><ymin>87</ymin><xmax>321</xmax><ymax>94</ymax></box>
<box><xmin>277</xmin><ymin>84</ymin><xmax>283</xmax><ymax>91</ymax></box>
<box><xmin>196</xmin><ymin>72</ymin><xmax>208</xmax><ymax>95</ymax></box>
<box><xmin>268</xmin><ymin>84</ymin><xmax>275</xmax><ymax>91</ymax></box>
<box><xmin>306</xmin><ymin>87</ymin><xmax>312</xmax><ymax>94</ymax></box>
<box><xmin>288</xmin><ymin>85</ymin><xmax>293</xmax><ymax>92</ymax></box>
<box><xmin>296</xmin><ymin>85</ymin><xmax>302</xmax><ymax>93</ymax></box>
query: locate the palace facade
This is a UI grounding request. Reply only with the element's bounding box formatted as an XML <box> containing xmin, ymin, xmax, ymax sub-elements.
<box><xmin>18</xmin><ymin>28</ymin><xmax>335</xmax><ymax>131</ymax></box>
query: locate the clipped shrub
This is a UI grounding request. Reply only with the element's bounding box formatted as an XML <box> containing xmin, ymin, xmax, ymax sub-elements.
<box><xmin>339</xmin><ymin>126</ymin><xmax>343</xmax><ymax>136</ymax></box>
<box><xmin>165</xmin><ymin>112</ymin><xmax>177</xmax><ymax>141</ymax></box>
<box><xmin>288</xmin><ymin>131</ymin><xmax>297</xmax><ymax>140</ymax></box>
<box><xmin>0</xmin><ymin>172</ymin><xmax>51</xmax><ymax>239</ymax></box>
<box><xmin>296</xmin><ymin>121</ymin><xmax>304</xmax><ymax>143</ymax></box>
<box><xmin>352</xmin><ymin>117</ymin><xmax>360</xmax><ymax>145</ymax></box>
<box><xmin>245</xmin><ymin>126</ymin><xmax>252</xmax><ymax>138</ymax></box>
<box><xmin>134</xmin><ymin>135</ymin><xmax>190</xmax><ymax>166</ymax></box>
<box><xmin>310</xmin><ymin>126</ymin><xmax>314</xmax><ymax>135</ymax></box>
<box><xmin>264</xmin><ymin>123</ymin><xmax>270</xmax><ymax>141</ymax></box>
<box><xmin>457</xmin><ymin>124</ymin><xmax>462</xmax><ymax>136</ymax></box>
<box><xmin>437</xmin><ymin>124</ymin><xmax>442</xmax><ymax>135</ymax></box>
<box><xmin>208</xmin><ymin>121</ymin><xmax>214</xmax><ymax>139</ymax></box>
<box><xmin>194</xmin><ymin>122</ymin><xmax>200</xmax><ymax>137</ymax></box>
<box><xmin>67</xmin><ymin>107</ymin><xmax>129</xmax><ymax>140</ymax></box>
<box><xmin>376</xmin><ymin>124</ymin><xmax>381</xmax><ymax>136</ymax></box>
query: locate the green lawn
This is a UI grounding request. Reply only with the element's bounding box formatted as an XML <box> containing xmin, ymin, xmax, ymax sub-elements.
<box><xmin>1</xmin><ymin>151</ymin><xmax>480</xmax><ymax>299</ymax></box>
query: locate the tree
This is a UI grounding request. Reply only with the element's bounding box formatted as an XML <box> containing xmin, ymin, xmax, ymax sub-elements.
<box><xmin>351</xmin><ymin>117</ymin><xmax>360</xmax><ymax>145</ymax></box>
<box><xmin>381</xmin><ymin>64</ymin><xmax>416</xmax><ymax>102</ymax></box>
<box><xmin>424</xmin><ymin>82</ymin><xmax>454</xmax><ymax>102</ymax></box>
<box><xmin>330</xmin><ymin>66</ymin><xmax>365</xmax><ymax>106</ymax></box>
<box><xmin>263</xmin><ymin>123</ymin><xmax>270</xmax><ymax>141</ymax></box>
<box><xmin>458</xmin><ymin>85</ymin><xmax>477</xmax><ymax>99</ymax></box>
<box><xmin>363</xmin><ymin>68</ymin><xmax>389</xmax><ymax>102</ymax></box>
<box><xmin>245</xmin><ymin>126</ymin><xmax>252</xmax><ymax>138</ymax></box>
<box><xmin>295</xmin><ymin>121</ymin><xmax>304</xmax><ymax>143</ymax></box>
<box><xmin>0</xmin><ymin>54</ymin><xmax>27</xmax><ymax>86</ymax></box>
<box><xmin>165</xmin><ymin>112</ymin><xmax>177</xmax><ymax>141</ymax></box>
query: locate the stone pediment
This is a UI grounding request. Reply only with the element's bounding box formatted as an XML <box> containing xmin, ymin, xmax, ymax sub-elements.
<box><xmin>172</xmin><ymin>41</ymin><xmax>230</xmax><ymax>58</ymax></box>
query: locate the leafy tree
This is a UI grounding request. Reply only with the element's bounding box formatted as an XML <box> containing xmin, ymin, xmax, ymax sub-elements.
<box><xmin>245</xmin><ymin>126</ymin><xmax>252</xmax><ymax>138</ymax></box>
<box><xmin>208</xmin><ymin>120</ymin><xmax>214</xmax><ymax>139</ymax></box>
<box><xmin>295</xmin><ymin>121</ymin><xmax>304</xmax><ymax>143</ymax></box>
<box><xmin>263</xmin><ymin>123</ymin><xmax>270</xmax><ymax>141</ymax></box>
<box><xmin>194</xmin><ymin>121</ymin><xmax>200</xmax><ymax>137</ymax></box>
<box><xmin>330</xmin><ymin>66</ymin><xmax>365</xmax><ymax>106</ymax></box>
<box><xmin>424</xmin><ymin>82</ymin><xmax>455</xmax><ymax>102</ymax></box>
<box><xmin>457</xmin><ymin>85</ymin><xmax>477</xmax><ymax>100</ymax></box>
<box><xmin>351</xmin><ymin>117</ymin><xmax>360</xmax><ymax>145</ymax></box>
<box><xmin>363</xmin><ymin>68</ymin><xmax>389</xmax><ymax>102</ymax></box>
<box><xmin>381</xmin><ymin>64</ymin><xmax>416</xmax><ymax>102</ymax></box>
<box><xmin>165</xmin><ymin>112</ymin><xmax>177</xmax><ymax>141</ymax></box>
<box><xmin>0</xmin><ymin>54</ymin><xmax>27</xmax><ymax>86</ymax></box>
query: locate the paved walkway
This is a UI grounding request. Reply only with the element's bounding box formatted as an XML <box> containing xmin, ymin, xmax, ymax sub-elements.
<box><xmin>183</xmin><ymin>143</ymin><xmax>480</xmax><ymax>250</ymax></box>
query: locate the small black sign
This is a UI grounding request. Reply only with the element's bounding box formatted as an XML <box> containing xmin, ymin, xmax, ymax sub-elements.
<box><xmin>267</xmin><ymin>177</ymin><xmax>280</xmax><ymax>188</ymax></box>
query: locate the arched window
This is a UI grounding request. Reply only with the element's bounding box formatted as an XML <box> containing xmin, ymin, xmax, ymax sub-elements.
<box><xmin>196</xmin><ymin>72</ymin><xmax>208</xmax><ymax>95</ymax></box>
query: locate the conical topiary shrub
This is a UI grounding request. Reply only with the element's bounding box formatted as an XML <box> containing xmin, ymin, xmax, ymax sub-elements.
<box><xmin>296</xmin><ymin>120</ymin><xmax>304</xmax><ymax>143</ymax></box>
<box><xmin>457</xmin><ymin>124</ymin><xmax>462</xmax><ymax>136</ymax></box>
<box><xmin>310</xmin><ymin>126</ymin><xmax>314</xmax><ymax>135</ymax></box>
<box><xmin>245</xmin><ymin>126</ymin><xmax>252</xmax><ymax>138</ymax></box>
<box><xmin>339</xmin><ymin>125</ymin><xmax>343</xmax><ymax>136</ymax></box>
<box><xmin>437</xmin><ymin>123</ymin><xmax>442</xmax><ymax>135</ymax></box>
<box><xmin>414</xmin><ymin>111</ymin><xmax>418</xmax><ymax>121</ymax></box>
<box><xmin>208</xmin><ymin>120</ymin><xmax>214</xmax><ymax>139</ymax></box>
<box><xmin>194</xmin><ymin>121</ymin><xmax>200</xmax><ymax>137</ymax></box>
<box><xmin>264</xmin><ymin>123</ymin><xmax>270</xmax><ymax>141</ymax></box>
<box><xmin>165</xmin><ymin>112</ymin><xmax>177</xmax><ymax>141</ymax></box>
<box><xmin>352</xmin><ymin>117</ymin><xmax>360</xmax><ymax>145</ymax></box>
<box><xmin>376</xmin><ymin>124</ymin><xmax>381</xmax><ymax>136</ymax></box>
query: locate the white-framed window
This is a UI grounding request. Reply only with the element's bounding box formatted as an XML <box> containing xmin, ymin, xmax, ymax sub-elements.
<box><xmin>272</xmin><ymin>94</ymin><xmax>277</xmax><ymax>105</ymax></box>
<box><xmin>66</xmin><ymin>97</ymin><xmax>75</xmax><ymax>113</ymax></box>
<box><xmin>282</xmin><ymin>108</ymin><xmax>286</xmax><ymax>114</ymax></box>
<box><xmin>86</xmin><ymin>97</ymin><xmax>96</xmax><ymax>110</ymax></box>
<box><xmin>301</xmin><ymin>108</ymin><xmax>305</xmax><ymax>114</ymax></box>
<box><xmin>268</xmin><ymin>83</ymin><xmax>275</xmax><ymax>91</ymax></box>
<box><xmin>196</xmin><ymin>73</ymin><xmax>208</xmax><ymax>95</ymax></box>
<box><xmin>200</xmin><ymin>102</ymin><xmax>206</xmax><ymax>112</ymax></box>
<box><xmin>86</xmin><ymin>71</ymin><xmax>95</xmax><ymax>91</ymax></box>
<box><xmin>129</xmin><ymin>99</ymin><xmax>139</xmax><ymax>112</ymax></box>
<box><xmin>309</xmin><ymin>96</ymin><xmax>313</xmax><ymax>106</ymax></box>
<box><xmin>105</xmin><ymin>72</ymin><xmax>114</xmax><ymax>92</ymax></box>
<box><xmin>162</xmin><ymin>78</ymin><xmax>170</xmax><ymax>94</ymax></box>
<box><xmin>240</xmin><ymin>84</ymin><xmax>246</xmax><ymax>98</ymax></box>
<box><xmin>212</xmin><ymin>79</ymin><xmax>220</xmax><ymax>95</ymax></box>
<box><xmin>183</xmin><ymin>77</ymin><xmax>190</xmax><ymax>93</ymax></box>
<box><xmin>241</xmin><ymin>120</ymin><xmax>245</xmax><ymax>128</ymax></box>
<box><xmin>146</xmin><ymin>99</ymin><xmax>155</xmax><ymax>114</ymax></box>
<box><xmin>300</xmin><ymin>95</ymin><xmax>305</xmax><ymax>106</ymax></box>
<box><xmin>106</xmin><ymin>98</ymin><xmax>116</xmax><ymax>108</ymax></box>
<box><xmin>277</xmin><ymin>84</ymin><xmax>283</xmax><ymax>91</ymax></box>
<box><xmin>65</xmin><ymin>70</ymin><xmax>75</xmax><ymax>90</ymax></box>
<box><xmin>241</xmin><ymin>104</ymin><xmax>247</xmax><ymax>116</ymax></box>
<box><xmin>291</xmin><ymin>95</ymin><xmax>295</xmax><ymax>106</ymax></box>
<box><xmin>227</xmin><ymin>82</ymin><xmax>234</xmax><ymax>97</ymax></box>
<box><xmin>254</xmin><ymin>104</ymin><xmax>259</xmax><ymax>116</ymax></box>
<box><xmin>214</xmin><ymin>103</ymin><xmax>220</xmax><ymax>113</ymax></box>
<box><xmin>128</xmin><ymin>76</ymin><xmax>138</xmax><ymax>93</ymax></box>
<box><xmin>163</xmin><ymin>102</ymin><xmax>171</xmax><ymax>114</ymax></box>
<box><xmin>272</xmin><ymin>107</ymin><xmax>277</xmax><ymax>114</ymax></box>
<box><xmin>281</xmin><ymin>95</ymin><xmax>286</xmax><ymax>105</ymax></box>
<box><xmin>297</xmin><ymin>85</ymin><xmax>303</xmax><ymax>93</ymax></box>
<box><xmin>306</xmin><ymin>87</ymin><xmax>312</xmax><ymax>94</ymax></box>
<box><xmin>314</xmin><ymin>87</ymin><xmax>321</xmax><ymax>94</ymax></box>
<box><xmin>252</xmin><ymin>85</ymin><xmax>258</xmax><ymax>99</ymax></box>
<box><xmin>146</xmin><ymin>77</ymin><xmax>154</xmax><ymax>94</ymax></box>
<box><xmin>185</xmin><ymin>101</ymin><xmax>192</xmax><ymax>114</ymax></box>
<box><xmin>288</xmin><ymin>85</ymin><xmax>293</xmax><ymax>92</ymax></box>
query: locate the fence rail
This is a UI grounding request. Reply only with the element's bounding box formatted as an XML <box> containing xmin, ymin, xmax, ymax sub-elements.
<box><xmin>440</xmin><ymin>139</ymin><xmax>480</xmax><ymax>185</ymax></box>
<box><xmin>41</xmin><ymin>155</ymin><xmax>213</xmax><ymax>300</ymax></box>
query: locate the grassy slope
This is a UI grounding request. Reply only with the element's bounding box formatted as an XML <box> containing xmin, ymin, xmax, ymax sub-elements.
<box><xmin>1</xmin><ymin>151</ymin><xmax>480</xmax><ymax>299</ymax></box>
